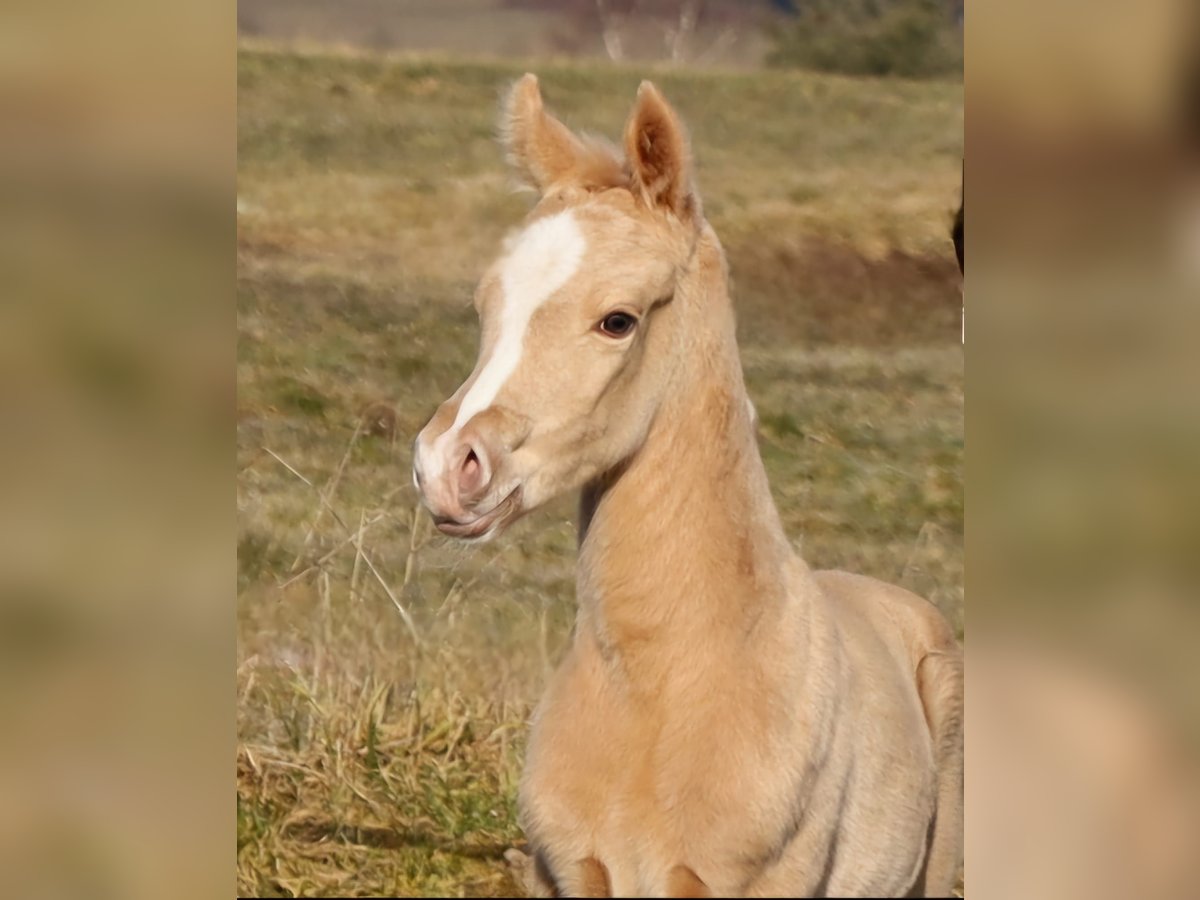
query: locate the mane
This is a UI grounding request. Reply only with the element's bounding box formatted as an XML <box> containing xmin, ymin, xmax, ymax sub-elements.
<box><xmin>499</xmin><ymin>129</ymin><xmax>629</xmax><ymax>194</ymax></box>
<box><xmin>571</xmin><ymin>133</ymin><xmax>630</xmax><ymax>192</ymax></box>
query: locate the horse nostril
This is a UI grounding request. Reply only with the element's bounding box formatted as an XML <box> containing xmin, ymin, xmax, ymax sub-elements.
<box><xmin>458</xmin><ymin>446</ymin><xmax>487</xmax><ymax>499</ymax></box>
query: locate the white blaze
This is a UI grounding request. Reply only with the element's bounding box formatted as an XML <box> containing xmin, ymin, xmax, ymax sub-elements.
<box><xmin>454</xmin><ymin>211</ymin><xmax>585</xmax><ymax>428</ymax></box>
<box><xmin>426</xmin><ymin>210</ymin><xmax>585</xmax><ymax>478</ymax></box>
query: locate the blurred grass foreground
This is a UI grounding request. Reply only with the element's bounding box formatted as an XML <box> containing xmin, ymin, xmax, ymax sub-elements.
<box><xmin>236</xmin><ymin>48</ymin><xmax>963</xmax><ymax>896</ymax></box>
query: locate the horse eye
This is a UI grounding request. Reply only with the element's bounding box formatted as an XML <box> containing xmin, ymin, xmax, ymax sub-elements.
<box><xmin>599</xmin><ymin>312</ymin><xmax>637</xmax><ymax>338</ymax></box>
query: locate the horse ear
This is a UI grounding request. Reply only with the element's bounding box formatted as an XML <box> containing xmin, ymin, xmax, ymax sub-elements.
<box><xmin>501</xmin><ymin>74</ymin><xmax>586</xmax><ymax>193</ymax></box>
<box><xmin>623</xmin><ymin>81</ymin><xmax>695</xmax><ymax>218</ymax></box>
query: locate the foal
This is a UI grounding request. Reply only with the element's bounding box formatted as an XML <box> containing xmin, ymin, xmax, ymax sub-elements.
<box><xmin>413</xmin><ymin>75</ymin><xmax>963</xmax><ymax>898</ymax></box>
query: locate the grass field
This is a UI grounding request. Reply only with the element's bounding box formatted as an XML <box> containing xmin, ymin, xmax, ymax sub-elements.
<box><xmin>236</xmin><ymin>46</ymin><xmax>963</xmax><ymax>897</ymax></box>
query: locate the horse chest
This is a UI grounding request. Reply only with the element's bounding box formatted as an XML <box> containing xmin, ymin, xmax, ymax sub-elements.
<box><xmin>521</xmin><ymin>726</ymin><xmax>722</xmax><ymax>895</ymax></box>
<box><xmin>520</xmin><ymin>663</ymin><xmax>800</xmax><ymax>896</ymax></box>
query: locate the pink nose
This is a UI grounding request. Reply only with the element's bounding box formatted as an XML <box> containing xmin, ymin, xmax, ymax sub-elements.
<box><xmin>457</xmin><ymin>445</ymin><xmax>488</xmax><ymax>501</ymax></box>
<box><xmin>414</xmin><ymin>436</ymin><xmax>493</xmax><ymax>522</ymax></box>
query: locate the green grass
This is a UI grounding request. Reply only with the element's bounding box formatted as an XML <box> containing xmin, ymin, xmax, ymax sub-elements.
<box><xmin>237</xmin><ymin>46</ymin><xmax>962</xmax><ymax>897</ymax></box>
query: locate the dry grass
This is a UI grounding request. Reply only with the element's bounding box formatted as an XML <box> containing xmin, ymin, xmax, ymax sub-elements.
<box><xmin>237</xmin><ymin>46</ymin><xmax>963</xmax><ymax>897</ymax></box>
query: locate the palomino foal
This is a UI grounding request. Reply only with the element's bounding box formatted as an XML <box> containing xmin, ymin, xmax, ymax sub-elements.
<box><xmin>413</xmin><ymin>76</ymin><xmax>963</xmax><ymax>898</ymax></box>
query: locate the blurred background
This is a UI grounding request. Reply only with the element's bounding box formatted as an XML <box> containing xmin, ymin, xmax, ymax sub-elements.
<box><xmin>235</xmin><ymin>1</ymin><xmax>962</xmax><ymax>896</ymax></box>
<box><xmin>236</xmin><ymin>0</ymin><xmax>963</xmax><ymax>74</ymax></box>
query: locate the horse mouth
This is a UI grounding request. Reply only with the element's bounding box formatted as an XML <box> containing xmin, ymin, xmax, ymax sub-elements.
<box><xmin>432</xmin><ymin>486</ymin><xmax>522</xmax><ymax>540</ymax></box>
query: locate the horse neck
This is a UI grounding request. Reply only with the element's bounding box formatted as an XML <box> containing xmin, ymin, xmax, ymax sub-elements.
<box><xmin>576</xmin><ymin>225</ymin><xmax>808</xmax><ymax>687</ymax></box>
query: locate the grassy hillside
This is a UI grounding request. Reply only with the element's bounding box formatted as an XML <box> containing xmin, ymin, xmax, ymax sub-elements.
<box><xmin>237</xmin><ymin>47</ymin><xmax>963</xmax><ymax>897</ymax></box>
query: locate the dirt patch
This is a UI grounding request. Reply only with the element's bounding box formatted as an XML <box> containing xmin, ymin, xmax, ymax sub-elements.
<box><xmin>730</xmin><ymin>236</ymin><xmax>962</xmax><ymax>347</ymax></box>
